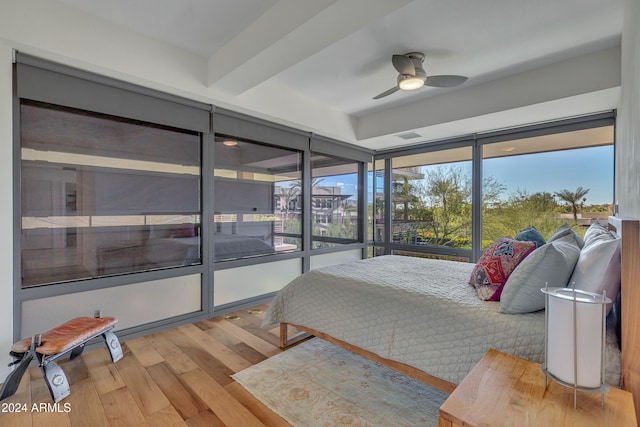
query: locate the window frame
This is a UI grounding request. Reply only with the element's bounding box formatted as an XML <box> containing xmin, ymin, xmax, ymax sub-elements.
<box><xmin>309</xmin><ymin>152</ymin><xmax>362</xmax><ymax>249</ymax></box>
<box><xmin>20</xmin><ymin>100</ymin><xmax>206</xmax><ymax>288</ymax></box>
<box><xmin>375</xmin><ymin>137</ymin><xmax>475</xmax><ymax>260</ymax></box>
<box><xmin>212</xmin><ymin>134</ymin><xmax>304</xmax><ymax>263</ymax></box>
<box><xmin>13</xmin><ymin>53</ymin><xmax>214</xmax><ymax>342</ymax></box>
<box><xmin>372</xmin><ymin>112</ymin><xmax>616</xmax><ymax>262</ymax></box>
<box><xmin>11</xmin><ymin>54</ymin><xmax>374</xmax><ymax>343</ymax></box>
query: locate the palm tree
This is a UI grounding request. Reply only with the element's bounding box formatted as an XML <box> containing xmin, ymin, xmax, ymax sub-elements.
<box><xmin>554</xmin><ymin>186</ymin><xmax>590</xmax><ymax>223</ymax></box>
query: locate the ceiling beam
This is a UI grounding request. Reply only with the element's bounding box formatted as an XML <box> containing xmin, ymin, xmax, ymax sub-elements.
<box><xmin>206</xmin><ymin>0</ymin><xmax>412</xmax><ymax>94</ymax></box>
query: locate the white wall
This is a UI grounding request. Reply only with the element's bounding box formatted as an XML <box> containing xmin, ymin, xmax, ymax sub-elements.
<box><xmin>616</xmin><ymin>0</ymin><xmax>640</xmax><ymax>217</ymax></box>
<box><xmin>21</xmin><ymin>275</ymin><xmax>202</xmax><ymax>337</ymax></box>
<box><xmin>213</xmin><ymin>259</ymin><xmax>301</xmax><ymax>307</ymax></box>
<box><xmin>310</xmin><ymin>249</ymin><xmax>362</xmax><ymax>270</ymax></box>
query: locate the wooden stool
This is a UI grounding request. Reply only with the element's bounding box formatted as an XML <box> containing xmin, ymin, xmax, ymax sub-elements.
<box><xmin>0</xmin><ymin>311</ymin><xmax>122</xmax><ymax>403</ymax></box>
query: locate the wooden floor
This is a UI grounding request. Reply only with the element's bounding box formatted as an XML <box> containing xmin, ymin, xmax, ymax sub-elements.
<box><xmin>0</xmin><ymin>304</ymin><xmax>300</xmax><ymax>427</ymax></box>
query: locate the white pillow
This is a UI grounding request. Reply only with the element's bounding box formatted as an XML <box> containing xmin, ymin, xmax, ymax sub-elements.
<box><xmin>583</xmin><ymin>221</ymin><xmax>610</xmax><ymax>246</ymax></box>
<box><xmin>499</xmin><ymin>234</ymin><xmax>581</xmax><ymax>314</ymax></box>
<box><xmin>548</xmin><ymin>223</ymin><xmax>584</xmax><ymax>249</ymax></box>
<box><xmin>568</xmin><ymin>231</ymin><xmax>621</xmax><ymax>315</ymax></box>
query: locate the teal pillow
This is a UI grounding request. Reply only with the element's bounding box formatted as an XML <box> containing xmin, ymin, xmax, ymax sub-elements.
<box><xmin>515</xmin><ymin>226</ymin><xmax>546</xmax><ymax>248</ymax></box>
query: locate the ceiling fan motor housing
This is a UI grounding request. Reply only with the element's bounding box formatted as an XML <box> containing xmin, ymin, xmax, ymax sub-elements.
<box><xmin>398</xmin><ymin>53</ymin><xmax>427</xmax><ymax>89</ymax></box>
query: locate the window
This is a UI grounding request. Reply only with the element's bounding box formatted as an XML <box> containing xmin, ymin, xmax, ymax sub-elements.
<box><xmin>214</xmin><ymin>136</ymin><xmax>302</xmax><ymax>261</ymax></box>
<box><xmin>390</xmin><ymin>147</ymin><xmax>473</xmax><ymax>254</ymax></box>
<box><xmin>369</xmin><ymin>160</ymin><xmax>385</xmax><ymax>246</ymax></box>
<box><xmin>481</xmin><ymin>125</ymin><xmax>614</xmax><ymax>246</ymax></box>
<box><xmin>21</xmin><ymin>101</ymin><xmax>201</xmax><ymax>287</ymax></box>
<box><xmin>311</xmin><ymin>154</ymin><xmax>360</xmax><ymax>249</ymax></box>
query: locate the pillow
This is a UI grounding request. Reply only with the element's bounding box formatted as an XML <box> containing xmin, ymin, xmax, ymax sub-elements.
<box><xmin>548</xmin><ymin>223</ymin><xmax>584</xmax><ymax>249</ymax></box>
<box><xmin>568</xmin><ymin>230</ymin><xmax>621</xmax><ymax>315</ymax></box>
<box><xmin>499</xmin><ymin>234</ymin><xmax>581</xmax><ymax>314</ymax></box>
<box><xmin>583</xmin><ymin>221</ymin><xmax>610</xmax><ymax>246</ymax></box>
<box><xmin>515</xmin><ymin>226</ymin><xmax>546</xmax><ymax>247</ymax></box>
<box><xmin>469</xmin><ymin>237</ymin><xmax>537</xmax><ymax>301</ymax></box>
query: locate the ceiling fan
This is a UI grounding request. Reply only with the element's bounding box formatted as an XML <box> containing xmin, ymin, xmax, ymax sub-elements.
<box><xmin>373</xmin><ymin>52</ymin><xmax>468</xmax><ymax>99</ymax></box>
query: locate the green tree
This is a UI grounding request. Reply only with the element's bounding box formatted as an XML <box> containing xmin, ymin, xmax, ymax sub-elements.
<box><xmin>393</xmin><ymin>177</ymin><xmax>420</xmax><ymax>221</ymax></box>
<box><xmin>420</xmin><ymin>165</ymin><xmax>472</xmax><ymax>246</ymax></box>
<box><xmin>498</xmin><ymin>190</ymin><xmax>561</xmax><ymax>240</ymax></box>
<box><xmin>555</xmin><ymin>187</ymin><xmax>590</xmax><ymax>223</ymax></box>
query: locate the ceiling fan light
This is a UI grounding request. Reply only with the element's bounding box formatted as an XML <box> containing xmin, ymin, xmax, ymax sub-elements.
<box><xmin>399</xmin><ymin>76</ymin><xmax>424</xmax><ymax>91</ymax></box>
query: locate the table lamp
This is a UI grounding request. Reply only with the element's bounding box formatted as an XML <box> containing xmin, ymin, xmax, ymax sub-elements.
<box><xmin>541</xmin><ymin>284</ymin><xmax>611</xmax><ymax>408</ymax></box>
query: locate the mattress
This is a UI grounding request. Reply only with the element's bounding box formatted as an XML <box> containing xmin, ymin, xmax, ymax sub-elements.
<box><xmin>263</xmin><ymin>255</ymin><xmax>621</xmax><ymax>386</ymax></box>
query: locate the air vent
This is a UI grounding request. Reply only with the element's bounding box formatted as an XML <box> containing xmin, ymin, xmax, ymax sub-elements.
<box><xmin>395</xmin><ymin>131</ymin><xmax>421</xmax><ymax>140</ymax></box>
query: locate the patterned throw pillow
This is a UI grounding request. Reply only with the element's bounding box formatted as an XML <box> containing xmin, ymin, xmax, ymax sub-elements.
<box><xmin>469</xmin><ymin>237</ymin><xmax>537</xmax><ymax>301</ymax></box>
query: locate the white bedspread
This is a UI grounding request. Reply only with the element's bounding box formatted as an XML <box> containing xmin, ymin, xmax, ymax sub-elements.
<box><xmin>263</xmin><ymin>255</ymin><xmax>621</xmax><ymax>386</ymax></box>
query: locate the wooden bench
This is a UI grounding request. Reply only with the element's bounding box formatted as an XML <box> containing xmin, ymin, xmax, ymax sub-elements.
<box><xmin>0</xmin><ymin>312</ymin><xmax>122</xmax><ymax>403</ymax></box>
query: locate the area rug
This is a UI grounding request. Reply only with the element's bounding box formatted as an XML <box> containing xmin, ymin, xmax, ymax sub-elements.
<box><xmin>232</xmin><ymin>338</ymin><xmax>449</xmax><ymax>426</ymax></box>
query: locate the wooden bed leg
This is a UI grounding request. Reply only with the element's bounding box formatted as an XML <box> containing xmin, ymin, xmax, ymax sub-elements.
<box><xmin>278</xmin><ymin>323</ymin><xmax>315</xmax><ymax>349</ymax></box>
<box><xmin>280</xmin><ymin>323</ymin><xmax>289</xmax><ymax>349</ymax></box>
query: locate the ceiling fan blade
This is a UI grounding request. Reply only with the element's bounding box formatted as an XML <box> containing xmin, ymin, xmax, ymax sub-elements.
<box><xmin>373</xmin><ymin>86</ymin><xmax>400</xmax><ymax>100</ymax></box>
<box><xmin>392</xmin><ymin>55</ymin><xmax>415</xmax><ymax>76</ymax></box>
<box><xmin>425</xmin><ymin>75</ymin><xmax>468</xmax><ymax>88</ymax></box>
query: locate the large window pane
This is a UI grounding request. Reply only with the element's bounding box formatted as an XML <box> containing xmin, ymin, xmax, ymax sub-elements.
<box><xmin>391</xmin><ymin>147</ymin><xmax>473</xmax><ymax>251</ymax></box>
<box><xmin>482</xmin><ymin>126</ymin><xmax>614</xmax><ymax>247</ymax></box>
<box><xmin>311</xmin><ymin>154</ymin><xmax>360</xmax><ymax>249</ymax></box>
<box><xmin>21</xmin><ymin>101</ymin><xmax>201</xmax><ymax>287</ymax></box>
<box><xmin>214</xmin><ymin>137</ymin><xmax>302</xmax><ymax>261</ymax></box>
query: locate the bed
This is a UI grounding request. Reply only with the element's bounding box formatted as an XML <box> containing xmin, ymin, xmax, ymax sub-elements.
<box><xmin>263</xmin><ymin>216</ymin><xmax>640</xmax><ymax>420</ymax></box>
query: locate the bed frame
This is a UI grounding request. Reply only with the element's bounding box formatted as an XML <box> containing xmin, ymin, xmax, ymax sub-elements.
<box><xmin>280</xmin><ymin>216</ymin><xmax>640</xmax><ymax>419</ymax></box>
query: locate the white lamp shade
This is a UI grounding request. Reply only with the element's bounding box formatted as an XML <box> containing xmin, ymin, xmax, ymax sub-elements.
<box><xmin>544</xmin><ymin>288</ymin><xmax>609</xmax><ymax>389</ymax></box>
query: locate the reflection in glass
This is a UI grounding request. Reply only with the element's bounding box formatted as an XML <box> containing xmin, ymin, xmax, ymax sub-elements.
<box><xmin>20</xmin><ymin>101</ymin><xmax>202</xmax><ymax>287</ymax></box>
<box><xmin>369</xmin><ymin>160</ymin><xmax>385</xmax><ymax>244</ymax></box>
<box><xmin>214</xmin><ymin>137</ymin><xmax>302</xmax><ymax>261</ymax></box>
<box><xmin>311</xmin><ymin>154</ymin><xmax>359</xmax><ymax>249</ymax></box>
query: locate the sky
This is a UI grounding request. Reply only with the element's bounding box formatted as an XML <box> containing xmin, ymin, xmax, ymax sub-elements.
<box><xmin>483</xmin><ymin>145</ymin><xmax>614</xmax><ymax>205</ymax></box>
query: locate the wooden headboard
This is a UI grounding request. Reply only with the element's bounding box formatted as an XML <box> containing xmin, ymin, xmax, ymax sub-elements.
<box><xmin>608</xmin><ymin>216</ymin><xmax>640</xmax><ymax>421</ymax></box>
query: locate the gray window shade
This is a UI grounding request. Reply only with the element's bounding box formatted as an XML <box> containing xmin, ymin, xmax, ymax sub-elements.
<box><xmin>477</xmin><ymin>112</ymin><xmax>615</xmax><ymax>145</ymax></box>
<box><xmin>15</xmin><ymin>52</ymin><xmax>211</xmax><ymax>133</ymax></box>
<box><xmin>213</xmin><ymin>107</ymin><xmax>308</xmax><ymax>151</ymax></box>
<box><xmin>310</xmin><ymin>134</ymin><xmax>373</xmax><ymax>163</ymax></box>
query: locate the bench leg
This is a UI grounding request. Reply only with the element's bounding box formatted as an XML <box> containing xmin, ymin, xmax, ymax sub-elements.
<box><xmin>0</xmin><ymin>351</ymin><xmax>34</xmax><ymax>401</ymax></box>
<box><xmin>41</xmin><ymin>360</ymin><xmax>70</xmax><ymax>403</ymax></box>
<box><xmin>102</xmin><ymin>330</ymin><xmax>123</xmax><ymax>363</ymax></box>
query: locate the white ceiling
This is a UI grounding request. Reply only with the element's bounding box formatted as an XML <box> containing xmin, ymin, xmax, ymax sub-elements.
<box><xmin>53</xmin><ymin>0</ymin><xmax>625</xmax><ymax>150</ymax></box>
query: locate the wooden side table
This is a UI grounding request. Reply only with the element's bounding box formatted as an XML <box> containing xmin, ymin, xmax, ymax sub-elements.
<box><xmin>439</xmin><ymin>348</ymin><xmax>636</xmax><ymax>426</ymax></box>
